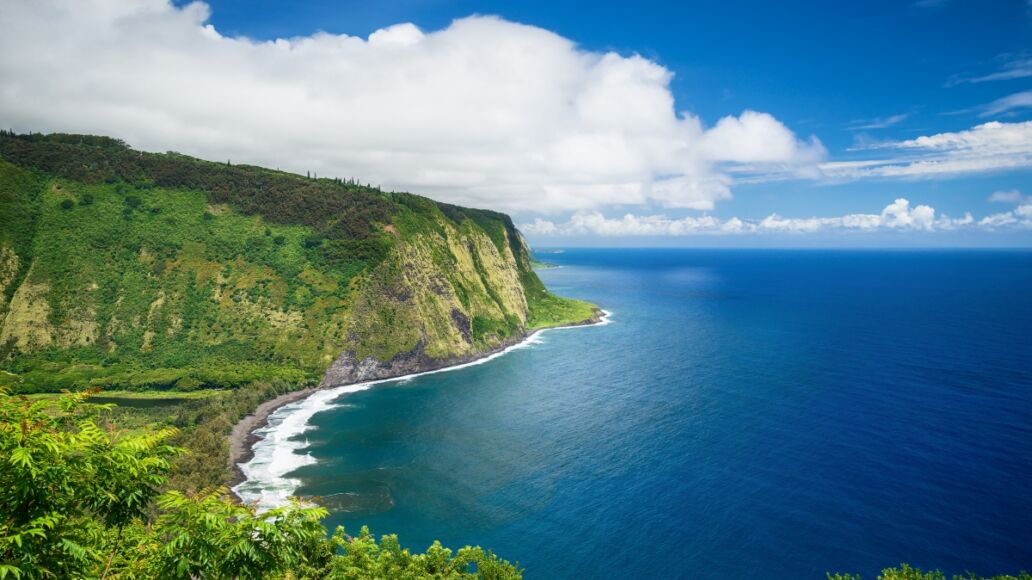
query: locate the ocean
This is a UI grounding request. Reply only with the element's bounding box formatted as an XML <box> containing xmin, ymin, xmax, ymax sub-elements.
<box><xmin>236</xmin><ymin>249</ymin><xmax>1032</xmax><ymax>578</ymax></box>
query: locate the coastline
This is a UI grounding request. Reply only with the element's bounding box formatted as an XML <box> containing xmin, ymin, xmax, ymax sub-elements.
<box><xmin>227</xmin><ymin>309</ymin><xmax>610</xmax><ymax>503</ymax></box>
<box><xmin>227</xmin><ymin>385</ymin><xmax>320</xmax><ymax>488</ymax></box>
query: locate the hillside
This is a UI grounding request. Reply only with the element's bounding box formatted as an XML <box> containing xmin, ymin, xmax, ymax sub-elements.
<box><xmin>0</xmin><ymin>132</ymin><xmax>598</xmax><ymax>394</ymax></box>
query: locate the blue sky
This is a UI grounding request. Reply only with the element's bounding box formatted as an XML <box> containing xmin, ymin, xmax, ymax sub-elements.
<box><xmin>3</xmin><ymin>0</ymin><xmax>1031</xmax><ymax>245</ymax></box>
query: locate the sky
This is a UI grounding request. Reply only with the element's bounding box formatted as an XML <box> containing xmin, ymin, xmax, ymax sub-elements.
<box><xmin>0</xmin><ymin>0</ymin><xmax>1030</xmax><ymax>246</ymax></box>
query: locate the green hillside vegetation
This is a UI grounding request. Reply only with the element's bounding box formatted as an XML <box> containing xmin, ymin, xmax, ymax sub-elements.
<box><xmin>0</xmin><ymin>132</ymin><xmax>598</xmax><ymax>394</ymax></box>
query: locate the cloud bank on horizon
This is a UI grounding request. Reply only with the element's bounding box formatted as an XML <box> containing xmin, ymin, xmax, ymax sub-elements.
<box><xmin>0</xmin><ymin>0</ymin><xmax>1030</xmax><ymax>238</ymax></box>
<box><xmin>522</xmin><ymin>196</ymin><xmax>1032</xmax><ymax>237</ymax></box>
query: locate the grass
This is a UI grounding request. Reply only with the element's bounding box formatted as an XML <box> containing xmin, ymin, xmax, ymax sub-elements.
<box><xmin>527</xmin><ymin>294</ymin><xmax>598</xmax><ymax>329</ymax></box>
<box><xmin>24</xmin><ymin>389</ymin><xmax>220</xmax><ymax>400</ymax></box>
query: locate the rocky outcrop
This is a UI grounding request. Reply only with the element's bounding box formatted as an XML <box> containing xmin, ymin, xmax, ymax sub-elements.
<box><xmin>320</xmin><ymin>307</ymin><xmax>604</xmax><ymax>388</ymax></box>
<box><xmin>319</xmin><ymin>335</ymin><xmax>522</xmax><ymax>387</ymax></box>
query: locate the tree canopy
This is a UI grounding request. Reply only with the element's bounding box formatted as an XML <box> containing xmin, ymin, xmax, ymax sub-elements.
<box><xmin>829</xmin><ymin>564</ymin><xmax>1031</xmax><ymax>580</ymax></box>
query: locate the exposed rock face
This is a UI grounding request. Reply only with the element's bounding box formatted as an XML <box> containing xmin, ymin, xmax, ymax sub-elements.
<box><xmin>319</xmin><ymin>335</ymin><xmax>523</xmax><ymax>387</ymax></box>
<box><xmin>450</xmin><ymin>308</ymin><xmax>473</xmax><ymax>344</ymax></box>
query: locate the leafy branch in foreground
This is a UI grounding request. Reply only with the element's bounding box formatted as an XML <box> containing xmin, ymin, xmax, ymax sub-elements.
<box><xmin>147</xmin><ymin>490</ymin><xmax>327</xmax><ymax>579</ymax></box>
<box><xmin>0</xmin><ymin>388</ymin><xmax>522</xmax><ymax>579</ymax></box>
<box><xmin>0</xmin><ymin>388</ymin><xmax>180</xmax><ymax>578</ymax></box>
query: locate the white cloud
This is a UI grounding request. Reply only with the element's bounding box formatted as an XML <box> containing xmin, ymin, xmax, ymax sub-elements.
<box><xmin>850</xmin><ymin>113</ymin><xmax>910</xmax><ymax>130</ymax></box>
<box><xmin>890</xmin><ymin>121</ymin><xmax>1030</xmax><ymax>151</ymax></box>
<box><xmin>822</xmin><ymin>121</ymin><xmax>1032</xmax><ymax>179</ymax></box>
<box><xmin>0</xmin><ymin>0</ymin><xmax>824</xmax><ymax>213</ymax></box>
<box><xmin>978</xmin><ymin>90</ymin><xmax>1032</xmax><ymax>118</ymax></box>
<box><xmin>521</xmin><ymin>198</ymin><xmax>1026</xmax><ymax>236</ymax></box>
<box><xmin>988</xmin><ymin>189</ymin><xmax>1027</xmax><ymax>203</ymax></box>
<box><xmin>980</xmin><ymin>204</ymin><xmax>1032</xmax><ymax>229</ymax></box>
<box><xmin>701</xmin><ymin>111</ymin><xmax>826</xmax><ymax>165</ymax></box>
<box><xmin>879</xmin><ymin>198</ymin><xmax>935</xmax><ymax>230</ymax></box>
<box><xmin>948</xmin><ymin>55</ymin><xmax>1032</xmax><ymax>85</ymax></box>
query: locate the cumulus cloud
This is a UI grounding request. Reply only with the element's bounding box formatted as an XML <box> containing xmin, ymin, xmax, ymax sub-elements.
<box><xmin>700</xmin><ymin>111</ymin><xmax>826</xmax><ymax>165</ymax></box>
<box><xmin>821</xmin><ymin>121</ymin><xmax>1032</xmax><ymax>179</ymax></box>
<box><xmin>0</xmin><ymin>0</ymin><xmax>825</xmax><ymax>213</ymax></box>
<box><xmin>519</xmin><ymin>198</ymin><xmax>1031</xmax><ymax>237</ymax></box>
<box><xmin>980</xmin><ymin>204</ymin><xmax>1032</xmax><ymax>228</ymax></box>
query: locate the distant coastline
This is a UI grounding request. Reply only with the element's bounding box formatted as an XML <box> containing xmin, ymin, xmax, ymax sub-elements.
<box><xmin>228</xmin><ymin>309</ymin><xmax>611</xmax><ymax>503</ymax></box>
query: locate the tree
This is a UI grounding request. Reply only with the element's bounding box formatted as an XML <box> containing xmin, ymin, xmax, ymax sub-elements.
<box><xmin>59</xmin><ymin>199</ymin><xmax>74</xmax><ymax>210</ymax></box>
<box><xmin>829</xmin><ymin>564</ymin><xmax>1032</xmax><ymax>580</ymax></box>
<box><xmin>0</xmin><ymin>389</ymin><xmax>178</xmax><ymax>578</ymax></box>
<box><xmin>323</xmin><ymin>525</ymin><xmax>522</xmax><ymax>579</ymax></box>
<box><xmin>148</xmin><ymin>490</ymin><xmax>326</xmax><ymax>579</ymax></box>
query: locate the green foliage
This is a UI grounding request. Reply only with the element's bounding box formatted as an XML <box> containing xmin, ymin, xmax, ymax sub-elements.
<box><xmin>433</xmin><ymin>201</ymin><xmax>523</xmax><ymax>260</ymax></box>
<box><xmin>0</xmin><ymin>134</ymin><xmax>396</xmax><ymax>390</ymax></box>
<box><xmin>471</xmin><ymin>314</ymin><xmax>520</xmax><ymax>343</ymax></box>
<box><xmin>321</xmin><ymin>525</ymin><xmax>521</xmax><ymax>579</ymax></box>
<box><xmin>0</xmin><ymin>161</ymin><xmax>42</xmax><ymax>262</ymax></box>
<box><xmin>0</xmin><ymin>173</ymin><xmax>346</xmax><ymax>390</ymax></box>
<box><xmin>150</xmin><ymin>490</ymin><xmax>327</xmax><ymax>579</ymax></box>
<box><xmin>0</xmin><ymin>132</ymin><xmax>392</xmax><ymax>244</ymax></box>
<box><xmin>521</xmin><ymin>271</ymin><xmax>599</xmax><ymax>330</ymax></box>
<box><xmin>163</xmin><ymin>379</ymin><xmax>303</xmax><ymax>493</ymax></box>
<box><xmin>0</xmin><ymin>389</ymin><xmax>521</xmax><ymax>579</ymax></box>
<box><xmin>320</xmin><ymin>236</ymin><xmax>393</xmax><ymax>274</ymax></box>
<box><xmin>829</xmin><ymin>564</ymin><xmax>1032</xmax><ymax>580</ymax></box>
<box><xmin>4</xmin><ymin>358</ymin><xmax>307</xmax><ymax>394</ymax></box>
<box><xmin>58</xmin><ymin>199</ymin><xmax>74</xmax><ymax>210</ymax></box>
<box><xmin>0</xmin><ymin>388</ymin><xmax>180</xmax><ymax>578</ymax></box>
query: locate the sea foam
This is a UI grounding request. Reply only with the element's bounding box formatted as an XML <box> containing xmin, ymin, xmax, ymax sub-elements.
<box><xmin>233</xmin><ymin>310</ymin><xmax>612</xmax><ymax>510</ymax></box>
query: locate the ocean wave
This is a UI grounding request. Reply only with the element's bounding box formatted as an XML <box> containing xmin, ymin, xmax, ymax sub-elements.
<box><xmin>233</xmin><ymin>309</ymin><xmax>613</xmax><ymax>510</ymax></box>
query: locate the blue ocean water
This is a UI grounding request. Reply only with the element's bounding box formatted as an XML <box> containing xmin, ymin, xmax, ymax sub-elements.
<box><xmin>290</xmin><ymin>249</ymin><xmax>1032</xmax><ymax>578</ymax></box>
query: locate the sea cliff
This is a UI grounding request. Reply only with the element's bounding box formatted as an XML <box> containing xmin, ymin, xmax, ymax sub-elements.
<box><xmin>0</xmin><ymin>131</ymin><xmax>598</xmax><ymax>397</ymax></box>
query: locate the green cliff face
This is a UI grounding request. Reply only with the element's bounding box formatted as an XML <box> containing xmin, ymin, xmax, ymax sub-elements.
<box><xmin>0</xmin><ymin>133</ymin><xmax>597</xmax><ymax>393</ymax></box>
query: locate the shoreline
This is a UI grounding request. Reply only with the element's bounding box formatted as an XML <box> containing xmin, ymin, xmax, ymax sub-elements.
<box><xmin>227</xmin><ymin>309</ymin><xmax>611</xmax><ymax>502</ymax></box>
